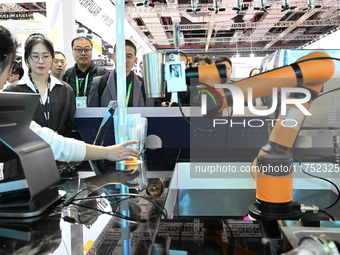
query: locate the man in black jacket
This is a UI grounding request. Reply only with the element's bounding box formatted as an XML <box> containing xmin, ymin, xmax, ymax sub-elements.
<box><xmin>62</xmin><ymin>36</ymin><xmax>108</xmax><ymax>108</ymax></box>
<box><xmin>87</xmin><ymin>39</ymin><xmax>153</xmax><ymax>107</ymax></box>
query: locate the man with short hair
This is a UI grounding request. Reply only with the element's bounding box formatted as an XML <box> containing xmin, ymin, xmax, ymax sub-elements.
<box><xmin>87</xmin><ymin>39</ymin><xmax>153</xmax><ymax>107</ymax></box>
<box><xmin>193</xmin><ymin>54</ymin><xmax>212</xmax><ymax>66</ymax></box>
<box><xmin>62</xmin><ymin>36</ymin><xmax>108</xmax><ymax>108</ymax></box>
<box><xmin>7</xmin><ymin>63</ymin><xmax>24</xmax><ymax>85</ymax></box>
<box><xmin>215</xmin><ymin>56</ymin><xmax>233</xmax><ymax>83</ymax></box>
<box><xmin>51</xmin><ymin>51</ymin><xmax>67</xmax><ymax>80</ymax></box>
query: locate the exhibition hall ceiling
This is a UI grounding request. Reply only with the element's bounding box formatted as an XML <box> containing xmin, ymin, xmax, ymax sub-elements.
<box><xmin>1</xmin><ymin>1</ymin><xmax>339</xmax><ymax>57</ymax></box>
<box><xmin>123</xmin><ymin>0</ymin><xmax>340</xmax><ymax>56</ymax></box>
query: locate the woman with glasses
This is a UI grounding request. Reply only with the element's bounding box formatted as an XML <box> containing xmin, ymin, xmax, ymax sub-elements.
<box><xmin>4</xmin><ymin>33</ymin><xmax>76</xmax><ymax>138</ymax></box>
<box><xmin>0</xmin><ymin>26</ymin><xmax>140</xmax><ymax>184</ymax></box>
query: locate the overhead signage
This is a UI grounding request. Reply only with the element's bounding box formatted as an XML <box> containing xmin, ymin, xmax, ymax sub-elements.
<box><xmin>75</xmin><ymin>0</ymin><xmax>154</xmax><ymax>57</ymax></box>
<box><xmin>0</xmin><ymin>12</ymin><xmax>34</xmax><ymax>20</ymax></box>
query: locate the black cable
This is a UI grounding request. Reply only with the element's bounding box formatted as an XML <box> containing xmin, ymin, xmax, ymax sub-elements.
<box><xmin>296</xmin><ymin>56</ymin><xmax>340</xmax><ymax>64</ymax></box>
<box><xmin>70</xmin><ymin>195</ymin><xmax>167</xmax><ymax>224</ymax></box>
<box><xmin>62</xmin><ymin>188</ymin><xmax>94</xmax><ymax>207</ymax></box>
<box><xmin>178</xmin><ymin>221</ymin><xmax>186</xmax><ymax>250</ymax></box>
<box><xmin>299</xmin><ymin>154</ymin><xmax>340</xmax><ymax>209</ymax></box>
<box><xmin>72</xmin><ymin>193</ymin><xmax>168</xmax><ymax>219</ymax></box>
<box><xmin>65</xmin><ymin>204</ymin><xmax>99</xmax><ymax>225</ymax></box>
<box><xmin>91</xmin><ymin>105</ymin><xmax>115</xmax><ymax>175</ymax></box>
<box><xmin>223</xmin><ymin>220</ymin><xmax>235</xmax><ymax>255</ymax></box>
<box><xmin>318</xmin><ymin>209</ymin><xmax>335</xmax><ymax>221</ymax></box>
<box><xmin>102</xmin><ymin>193</ymin><xmax>168</xmax><ymax>219</ymax></box>
<box><xmin>315</xmin><ymin>87</ymin><xmax>340</xmax><ymax>99</ymax></box>
<box><xmin>70</xmin><ymin>201</ymin><xmax>141</xmax><ymax>224</ymax></box>
<box><xmin>176</xmin><ymin>90</ymin><xmax>233</xmax><ymax>133</ymax></box>
<box><xmin>223</xmin><ymin>220</ymin><xmax>235</xmax><ymax>245</ymax></box>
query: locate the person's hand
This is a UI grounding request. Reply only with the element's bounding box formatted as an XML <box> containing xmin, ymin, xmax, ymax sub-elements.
<box><xmin>161</xmin><ymin>101</ymin><xmax>172</xmax><ymax>107</ymax></box>
<box><xmin>105</xmin><ymin>169</ymin><xmax>140</xmax><ymax>188</ymax></box>
<box><xmin>105</xmin><ymin>140</ymin><xmax>140</xmax><ymax>161</ymax></box>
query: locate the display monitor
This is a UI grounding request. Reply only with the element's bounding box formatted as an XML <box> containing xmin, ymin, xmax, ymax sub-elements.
<box><xmin>0</xmin><ymin>92</ymin><xmax>61</xmax><ymax>217</ymax></box>
<box><xmin>0</xmin><ymin>92</ymin><xmax>39</xmax><ymax>126</ymax></box>
<box><xmin>0</xmin><ymin>92</ymin><xmax>39</xmax><ymax>194</ymax></box>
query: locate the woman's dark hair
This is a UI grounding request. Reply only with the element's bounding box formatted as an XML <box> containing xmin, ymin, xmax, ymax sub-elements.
<box><xmin>24</xmin><ymin>33</ymin><xmax>54</xmax><ymax>71</ymax></box>
<box><xmin>0</xmin><ymin>25</ymin><xmax>18</xmax><ymax>74</ymax></box>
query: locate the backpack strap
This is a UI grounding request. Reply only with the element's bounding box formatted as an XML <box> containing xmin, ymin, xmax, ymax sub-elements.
<box><xmin>96</xmin><ymin>66</ymin><xmax>106</xmax><ymax>76</ymax></box>
<box><xmin>137</xmin><ymin>75</ymin><xmax>147</xmax><ymax>104</ymax></box>
<box><xmin>98</xmin><ymin>73</ymin><xmax>110</xmax><ymax>98</ymax></box>
<box><xmin>63</xmin><ymin>68</ymin><xmax>72</xmax><ymax>83</ymax></box>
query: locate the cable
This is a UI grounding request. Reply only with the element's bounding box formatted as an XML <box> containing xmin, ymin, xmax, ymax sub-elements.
<box><xmin>176</xmin><ymin>91</ymin><xmax>232</xmax><ymax>133</ymax></box>
<box><xmin>297</xmin><ymin>56</ymin><xmax>340</xmax><ymax>64</ymax></box>
<box><xmin>71</xmin><ymin>193</ymin><xmax>168</xmax><ymax>219</ymax></box>
<box><xmin>62</xmin><ymin>188</ymin><xmax>94</xmax><ymax>207</ymax></box>
<box><xmin>299</xmin><ymin>154</ymin><xmax>340</xmax><ymax>209</ymax></box>
<box><xmin>223</xmin><ymin>220</ymin><xmax>235</xmax><ymax>245</ymax></box>
<box><xmin>198</xmin><ymin>82</ymin><xmax>223</xmax><ymax>106</ymax></box>
<box><xmin>178</xmin><ymin>221</ymin><xmax>186</xmax><ymax>250</ymax></box>
<box><xmin>316</xmin><ymin>86</ymin><xmax>340</xmax><ymax>99</ymax></box>
<box><xmin>68</xmin><ymin>193</ymin><xmax>168</xmax><ymax>224</ymax></box>
<box><xmin>103</xmin><ymin>193</ymin><xmax>167</xmax><ymax>219</ymax></box>
<box><xmin>223</xmin><ymin>220</ymin><xmax>236</xmax><ymax>255</ymax></box>
<box><xmin>70</xmin><ymin>201</ymin><xmax>141</xmax><ymax>224</ymax></box>
<box><xmin>319</xmin><ymin>209</ymin><xmax>335</xmax><ymax>221</ymax></box>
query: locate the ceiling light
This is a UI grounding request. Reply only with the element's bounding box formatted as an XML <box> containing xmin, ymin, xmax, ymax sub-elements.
<box><xmin>281</xmin><ymin>0</ymin><xmax>297</xmax><ymax>11</ymax></box>
<box><xmin>208</xmin><ymin>0</ymin><xmax>226</xmax><ymax>14</ymax></box>
<box><xmin>233</xmin><ymin>0</ymin><xmax>248</xmax><ymax>13</ymax></box>
<box><xmin>136</xmin><ymin>0</ymin><xmax>154</xmax><ymax>7</ymax></box>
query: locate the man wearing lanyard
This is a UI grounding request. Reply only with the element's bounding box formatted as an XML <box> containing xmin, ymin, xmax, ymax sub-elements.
<box><xmin>62</xmin><ymin>36</ymin><xmax>108</xmax><ymax>108</ymax></box>
<box><xmin>87</xmin><ymin>39</ymin><xmax>153</xmax><ymax>107</ymax></box>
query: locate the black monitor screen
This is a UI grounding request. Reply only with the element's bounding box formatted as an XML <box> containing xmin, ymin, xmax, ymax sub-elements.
<box><xmin>0</xmin><ymin>92</ymin><xmax>39</xmax><ymax>126</ymax></box>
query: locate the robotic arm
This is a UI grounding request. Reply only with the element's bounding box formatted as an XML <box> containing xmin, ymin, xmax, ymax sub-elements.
<box><xmin>193</xmin><ymin>51</ymin><xmax>335</xmax><ymax>220</ymax></box>
<box><xmin>145</xmin><ymin>50</ymin><xmax>335</xmax><ymax>219</ymax></box>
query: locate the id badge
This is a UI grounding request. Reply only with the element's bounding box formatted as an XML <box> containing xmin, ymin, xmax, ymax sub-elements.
<box><xmin>76</xmin><ymin>96</ymin><xmax>87</xmax><ymax>108</ymax></box>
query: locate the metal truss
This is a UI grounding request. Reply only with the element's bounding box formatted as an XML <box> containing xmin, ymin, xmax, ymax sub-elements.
<box><xmin>134</xmin><ymin>18</ymin><xmax>340</xmax><ymax>33</ymax></box>
<box><xmin>148</xmin><ymin>34</ymin><xmax>326</xmax><ymax>45</ymax></box>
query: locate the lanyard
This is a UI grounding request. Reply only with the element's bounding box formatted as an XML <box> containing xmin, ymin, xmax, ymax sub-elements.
<box><xmin>30</xmin><ymin>75</ymin><xmax>51</xmax><ymax>127</ymax></box>
<box><xmin>126</xmin><ymin>81</ymin><xmax>133</xmax><ymax>107</ymax></box>
<box><xmin>75</xmin><ymin>70</ymin><xmax>91</xmax><ymax>96</ymax></box>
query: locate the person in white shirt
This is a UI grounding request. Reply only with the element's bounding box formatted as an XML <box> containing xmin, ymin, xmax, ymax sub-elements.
<box><xmin>0</xmin><ymin>25</ymin><xmax>140</xmax><ymax>184</ymax></box>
